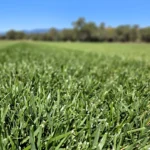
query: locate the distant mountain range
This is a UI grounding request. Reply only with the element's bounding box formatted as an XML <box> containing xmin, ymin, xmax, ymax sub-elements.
<box><xmin>0</xmin><ymin>28</ymin><xmax>51</xmax><ymax>35</ymax></box>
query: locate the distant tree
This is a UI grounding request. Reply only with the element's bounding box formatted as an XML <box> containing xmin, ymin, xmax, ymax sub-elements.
<box><xmin>72</xmin><ymin>17</ymin><xmax>86</xmax><ymax>30</ymax></box>
<box><xmin>115</xmin><ymin>25</ymin><xmax>131</xmax><ymax>42</ymax></box>
<box><xmin>31</xmin><ymin>34</ymin><xmax>41</xmax><ymax>41</ymax></box>
<box><xmin>0</xmin><ymin>35</ymin><xmax>6</xmax><ymax>40</ymax></box>
<box><xmin>106</xmin><ymin>27</ymin><xmax>117</xmax><ymax>42</ymax></box>
<box><xmin>98</xmin><ymin>23</ymin><xmax>107</xmax><ymax>41</ymax></box>
<box><xmin>39</xmin><ymin>33</ymin><xmax>49</xmax><ymax>41</ymax></box>
<box><xmin>72</xmin><ymin>17</ymin><xmax>87</xmax><ymax>41</ymax></box>
<box><xmin>129</xmin><ymin>25</ymin><xmax>139</xmax><ymax>42</ymax></box>
<box><xmin>2</xmin><ymin>17</ymin><xmax>150</xmax><ymax>42</ymax></box>
<box><xmin>48</xmin><ymin>28</ymin><xmax>58</xmax><ymax>41</ymax></box>
<box><xmin>16</xmin><ymin>31</ymin><xmax>25</xmax><ymax>39</ymax></box>
<box><xmin>60</xmin><ymin>29</ymin><xmax>76</xmax><ymax>41</ymax></box>
<box><xmin>79</xmin><ymin>22</ymin><xmax>98</xmax><ymax>41</ymax></box>
<box><xmin>6</xmin><ymin>30</ymin><xmax>17</xmax><ymax>39</ymax></box>
<box><xmin>140</xmin><ymin>27</ymin><xmax>150</xmax><ymax>42</ymax></box>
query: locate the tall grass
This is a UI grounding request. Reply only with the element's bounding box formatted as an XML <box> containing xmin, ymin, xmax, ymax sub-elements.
<box><xmin>0</xmin><ymin>43</ymin><xmax>150</xmax><ymax>149</ymax></box>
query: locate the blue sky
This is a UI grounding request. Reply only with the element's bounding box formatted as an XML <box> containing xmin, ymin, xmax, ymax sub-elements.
<box><xmin>0</xmin><ymin>0</ymin><xmax>150</xmax><ymax>31</ymax></box>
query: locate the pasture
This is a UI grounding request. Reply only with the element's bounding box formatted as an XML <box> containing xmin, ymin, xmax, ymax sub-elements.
<box><xmin>0</xmin><ymin>41</ymin><xmax>150</xmax><ymax>149</ymax></box>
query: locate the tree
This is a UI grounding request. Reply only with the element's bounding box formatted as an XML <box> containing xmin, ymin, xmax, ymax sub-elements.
<box><xmin>129</xmin><ymin>25</ymin><xmax>139</xmax><ymax>42</ymax></box>
<box><xmin>2</xmin><ymin>17</ymin><xmax>150</xmax><ymax>42</ymax></box>
<box><xmin>98</xmin><ymin>23</ymin><xmax>107</xmax><ymax>41</ymax></box>
<box><xmin>79</xmin><ymin>22</ymin><xmax>98</xmax><ymax>41</ymax></box>
<box><xmin>115</xmin><ymin>25</ymin><xmax>131</xmax><ymax>42</ymax></box>
<box><xmin>72</xmin><ymin>17</ymin><xmax>86</xmax><ymax>30</ymax></box>
<box><xmin>60</xmin><ymin>29</ymin><xmax>77</xmax><ymax>41</ymax></box>
<box><xmin>48</xmin><ymin>28</ymin><xmax>58</xmax><ymax>41</ymax></box>
<box><xmin>6</xmin><ymin>30</ymin><xmax>25</xmax><ymax>40</ymax></box>
<box><xmin>16</xmin><ymin>31</ymin><xmax>25</xmax><ymax>39</ymax></box>
<box><xmin>6</xmin><ymin>30</ymin><xmax>17</xmax><ymax>39</ymax></box>
<box><xmin>0</xmin><ymin>35</ymin><xmax>6</xmax><ymax>40</ymax></box>
<box><xmin>106</xmin><ymin>27</ymin><xmax>117</xmax><ymax>42</ymax></box>
<box><xmin>140</xmin><ymin>27</ymin><xmax>150</xmax><ymax>42</ymax></box>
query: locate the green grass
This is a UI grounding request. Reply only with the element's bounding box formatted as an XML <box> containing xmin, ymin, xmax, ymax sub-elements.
<box><xmin>33</xmin><ymin>41</ymin><xmax>150</xmax><ymax>62</ymax></box>
<box><xmin>0</xmin><ymin>41</ymin><xmax>18</xmax><ymax>49</ymax></box>
<box><xmin>0</xmin><ymin>42</ymin><xmax>150</xmax><ymax>149</ymax></box>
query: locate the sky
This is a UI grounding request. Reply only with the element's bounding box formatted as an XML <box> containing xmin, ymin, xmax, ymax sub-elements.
<box><xmin>0</xmin><ymin>0</ymin><xmax>150</xmax><ymax>31</ymax></box>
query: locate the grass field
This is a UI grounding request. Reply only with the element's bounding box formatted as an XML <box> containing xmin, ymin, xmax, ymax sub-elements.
<box><xmin>33</xmin><ymin>42</ymin><xmax>150</xmax><ymax>62</ymax></box>
<box><xmin>0</xmin><ymin>41</ymin><xmax>150</xmax><ymax>149</ymax></box>
<box><xmin>0</xmin><ymin>41</ymin><xmax>18</xmax><ymax>49</ymax></box>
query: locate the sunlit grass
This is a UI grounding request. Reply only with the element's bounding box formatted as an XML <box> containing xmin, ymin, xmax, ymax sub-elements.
<box><xmin>0</xmin><ymin>40</ymin><xmax>19</xmax><ymax>49</ymax></box>
<box><xmin>33</xmin><ymin>41</ymin><xmax>150</xmax><ymax>62</ymax></box>
<box><xmin>0</xmin><ymin>42</ymin><xmax>150</xmax><ymax>149</ymax></box>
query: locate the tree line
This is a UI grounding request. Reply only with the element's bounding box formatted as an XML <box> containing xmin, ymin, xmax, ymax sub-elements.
<box><xmin>1</xmin><ymin>18</ymin><xmax>150</xmax><ymax>42</ymax></box>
